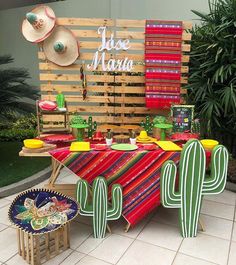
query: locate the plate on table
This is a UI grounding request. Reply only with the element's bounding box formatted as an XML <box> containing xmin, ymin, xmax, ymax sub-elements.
<box><xmin>142</xmin><ymin>144</ymin><xmax>158</xmax><ymax>151</ymax></box>
<box><xmin>93</xmin><ymin>144</ymin><xmax>108</xmax><ymax>151</ymax></box>
<box><xmin>111</xmin><ymin>144</ymin><xmax>138</xmax><ymax>151</ymax></box>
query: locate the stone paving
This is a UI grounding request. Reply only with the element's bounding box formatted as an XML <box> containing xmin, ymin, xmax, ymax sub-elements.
<box><xmin>0</xmin><ymin>168</ymin><xmax>235</xmax><ymax>265</ymax></box>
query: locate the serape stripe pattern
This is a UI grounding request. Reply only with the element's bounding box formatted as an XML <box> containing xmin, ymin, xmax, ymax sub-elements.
<box><xmin>50</xmin><ymin>148</ymin><xmax>180</xmax><ymax>226</ymax></box>
<box><xmin>145</xmin><ymin>20</ymin><xmax>183</xmax><ymax>109</ymax></box>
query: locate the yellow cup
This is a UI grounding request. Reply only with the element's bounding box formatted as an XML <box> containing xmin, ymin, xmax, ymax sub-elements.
<box><xmin>200</xmin><ymin>139</ymin><xmax>219</xmax><ymax>150</ymax></box>
<box><xmin>139</xmin><ymin>131</ymin><xmax>148</xmax><ymax>139</ymax></box>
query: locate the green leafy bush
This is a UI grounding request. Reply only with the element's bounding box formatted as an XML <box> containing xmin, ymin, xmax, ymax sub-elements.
<box><xmin>12</xmin><ymin>113</ymin><xmax>37</xmax><ymax>130</ymax></box>
<box><xmin>0</xmin><ymin>128</ymin><xmax>37</xmax><ymax>141</ymax></box>
<box><xmin>188</xmin><ymin>0</ymin><xmax>236</xmax><ymax>136</ymax></box>
<box><xmin>0</xmin><ymin>113</ymin><xmax>37</xmax><ymax>141</ymax></box>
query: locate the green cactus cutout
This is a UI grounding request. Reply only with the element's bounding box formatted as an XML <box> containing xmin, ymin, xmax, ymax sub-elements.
<box><xmin>77</xmin><ymin>176</ymin><xmax>122</xmax><ymax>238</ymax></box>
<box><xmin>140</xmin><ymin>116</ymin><xmax>153</xmax><ymax>134</ymax></box>
<box><xmin>161</xmin><ymin>139</ymin><xmax>228</xmax><ymax>237</ymax></box>
<box><xmin>88</xmin><ymin>116</ymin><xmax>97</xmax><ymax>138</ymax></box>
<box><xmin>56</xmin><ymin>92</ymin><xmax>65</xmax><ymax>108</ymax></box>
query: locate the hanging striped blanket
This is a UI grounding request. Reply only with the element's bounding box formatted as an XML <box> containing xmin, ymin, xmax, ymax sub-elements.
<box><xmin>50</xmin><ymin>147</ymin><xmax>180</xmax><ymax>226</ymax></box>
<box><xmin>145</xmin><ymin>20</ymin><xmax>183</xmax><ymax>109</ymax></box>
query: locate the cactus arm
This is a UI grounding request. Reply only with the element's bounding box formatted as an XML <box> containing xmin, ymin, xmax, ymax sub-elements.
<box><xmin>161</xmin><ymin>160</ymin><xmax>181</xmax><ymax>208</ymax></box>
<box><xmin>202</xmin><ymin>145</ymin><xmax>228</xmax><ymax>195</ymax></box>
<box><xmin>76</xmin><ymin>179</ymin><xmax>93</xmax><ymax>216</ymax></box>
<box><xmin>107</xmin><ymin>184</ymin><xmax>123</xmax><ymax>220</ymax></box>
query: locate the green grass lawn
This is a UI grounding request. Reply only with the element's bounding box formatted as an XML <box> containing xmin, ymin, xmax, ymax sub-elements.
<box><xmin>0</xmin><ymin>142</ymin><xmax>50</xmax><ymax>187</ymax></box>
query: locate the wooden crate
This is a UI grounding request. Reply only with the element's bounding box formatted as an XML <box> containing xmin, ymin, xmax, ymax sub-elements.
<box><xmin>38</xmin><ymin>18</ymin><xmax>192</xmax><ymax>128</ymax></box>
<box><xmin>17</xmin><ymin>224</ymin><xmax>70</xmax><ymax>265</ymax></box>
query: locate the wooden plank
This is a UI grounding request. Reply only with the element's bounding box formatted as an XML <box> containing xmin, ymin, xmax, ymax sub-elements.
<box><xmin>38</xmin><ymin>52</ymin><xmax>190</xmax><ymax>63</ymax></box>
<box><xmin>42</xmin><ymin>115</ymin><xmax>163</xmax><ymax>124</ymax></box>
<box><xmin>40</xmin><ymin>104</ymin><xmax>183</xmax><ymax>116</ymax></box>
<box><xmin>116</xmin><ymin>19</ymin><xmax>192</xmax><ymax>29</ymax></box>
<box><xmin>40</xmin><ymin>73</ymin><xmax>115</xmax><ymax>82</ymax></box>
<box><xmin>39</xmin><ymin>63</ymin><xmax>189</xmax><ymax>73</ymax></box>
<box><xmin>56</xmin><ymin>18</ymin><xmax>192</xmax><ymax>30</ymax></box>
<box><xmin>41</xmin><ymin>94</ymin><xmax>146</xmax><ymax>104</ymax></box>
<box><xmin>116</xmin><ymin>31</ymin><xmax>191</xmax><ymax>41</ymax></box>
<box><xmin>57</xmin><ymin>17</ymin><xmax>114</xmax><ymax>27</ymax></box>
<box><xmin>40</xmin><ymin>84</ymin><xmax>187</xmax><ymax>94</ymax></box>
<box><xmin>40</xmin><ymin>84</ymin><xmax>146</xmax><ymax>93</ymax></box>
<box><xmin>114</xmin><ymin>75</ymin><xmax>187</xmax><ymax>84</ymax></box>
<box><xmin>40</xmin><ymin>73</ymin><xmax>187</xmax><ymax>84</ymax></box>
<box><xmin>38</xmin><ymin>41</ymin><xmax>190</xmax><ymax>52</ymax></box>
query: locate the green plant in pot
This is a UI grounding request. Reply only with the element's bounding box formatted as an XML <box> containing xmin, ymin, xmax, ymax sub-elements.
<box><xmin>188</xmin><ymin>0</ymin><xmax>236</xmax><ymax>155</ymax></box>
<box><xmin>105</xmin><ymin>131</ymin><xmax>113</xmax><ymax>146</ymax></box>
<box><xmin>153</xmin><ymin>116</ymin><xmax>167</xmax><ymax>139</ymax></box>
<box><xmin>130</xmin><ymin>130</ymin><xmax>136</xmax><ymax>145</ymax></box>
<box><xmin>70</xmin><ymin>115</ymin><xmax>88</xmax><ymax>141</ymax></box>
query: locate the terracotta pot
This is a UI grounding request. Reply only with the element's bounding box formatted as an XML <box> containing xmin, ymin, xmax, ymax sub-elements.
<box><xmin>153</xmin><ymin>127</ymin><xmax>161</xmax><ymax>139</ymax></box>
<box><xmin>72</xmin><ymin>128</ymin><xmax>78</xmax><ymax>138</ymax></box>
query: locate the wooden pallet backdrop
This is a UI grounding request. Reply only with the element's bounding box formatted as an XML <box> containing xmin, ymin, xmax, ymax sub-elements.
<box><xmin>38</xmin><ymin>18</ymin><xmax>192</xmax><ymax>128</ymax></box>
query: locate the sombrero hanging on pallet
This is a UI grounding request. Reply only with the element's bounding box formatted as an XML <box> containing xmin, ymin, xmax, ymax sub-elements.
<box><xmin>43</xmin><ymin>25</ymin><xmax>79</xmax><ymax>66</ymax></box>
<box><xmin>22</xmin><ymin>5</ymin><xmax>56</xmax><ymax>43</ymax></box>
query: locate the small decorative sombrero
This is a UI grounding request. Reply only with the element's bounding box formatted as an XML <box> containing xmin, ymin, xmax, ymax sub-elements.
<box><xmin>43</xmin><ymin>25</ymin><xmax>79</xmax><ymax>66</ymax></box>
<box><xmin>22</xmin><ymin>5</ymin><xmax>56</xmax><ymax>43</ymax></box>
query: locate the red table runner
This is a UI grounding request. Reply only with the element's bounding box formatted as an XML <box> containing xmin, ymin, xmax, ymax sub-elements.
<box><xmin>50</xmin><ymin>147</ymin><xmax>180</xmax><ymax>226</ymax></box>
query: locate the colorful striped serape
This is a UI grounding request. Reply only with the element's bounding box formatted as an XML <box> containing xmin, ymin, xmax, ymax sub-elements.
<box><xmin>50</xmin><ymin>147</ymin><xmax>180</xmax><ymax>226</ymax></box>
<box><xmin>145</xmin><ymin>20</ymin><xmax>183</xmax><ymax>109</ymax></box>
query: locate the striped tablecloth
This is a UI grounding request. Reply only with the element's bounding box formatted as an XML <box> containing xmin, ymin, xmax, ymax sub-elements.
<box><xmin>50</xmin><ymin>147</ymin><xmax>180</xmax><ymax>226</ymax></box>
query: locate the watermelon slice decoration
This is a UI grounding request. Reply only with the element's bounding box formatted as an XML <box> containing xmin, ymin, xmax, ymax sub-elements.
<box><xmin>39</xmin><ymin>100</ymin><xmax>57</xmax><ymax>111</ymax></box>
<box><xmin>40</xmin><ymin>134</ymin><xmax>75</xmax><ymax>143</ymax></box>
<box><xmin>170</xmin><ymin>132</ymin><xmax>200</xmax><ymax>141</ymax></box>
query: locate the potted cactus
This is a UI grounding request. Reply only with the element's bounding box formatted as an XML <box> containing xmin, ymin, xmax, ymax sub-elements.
<box><xmin>105</xmin><ymin>131</ymin><xmax>113</xmax><ymax>146</ymax></box>
<box><xmin>130</xmin><ymin>130</ymin><xmax>136</xmax><ymax>145</ymax></box>
<box><xmin>70</xmin><ymin>115</ymin><xmax>88</xmax><ymax>141</ymax></box>
<box><xmin>153</xmin><ymin>115</ymin><xmax>166</xmax><ymax>139</ymax></box>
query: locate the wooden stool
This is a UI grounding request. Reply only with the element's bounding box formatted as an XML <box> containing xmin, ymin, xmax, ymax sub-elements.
<box><xmin>8</xmin><ymin>188</ymin><xmax>79</xmax><ymax>265</ymax></box>
<box><xmin>17</xmin><ymin>224</ymin><xmax>70</xmax><ymax>265</ymax></box>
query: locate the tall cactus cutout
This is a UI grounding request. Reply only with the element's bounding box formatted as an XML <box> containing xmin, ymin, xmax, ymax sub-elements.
<box><xmin>161</xmin><ymin>139</ymin><xmax>228</xmax><ymax>237</ymax></box>
<box><xmin>77</xmin><ymin>176</ymin><xmax>122</xmax><ymax>238</ymax></box>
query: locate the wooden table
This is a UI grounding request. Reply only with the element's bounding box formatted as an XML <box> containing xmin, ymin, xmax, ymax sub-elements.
<box><xmin>19</xmin><ymin>151</ymin><xmax>75</xmax><ymax>197</ymax></box>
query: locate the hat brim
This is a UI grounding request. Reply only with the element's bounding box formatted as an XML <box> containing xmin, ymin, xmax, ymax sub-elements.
<box><xmin>22</xmin><ymin>5</ymin><xmax>56</xmax><ymax>43</ymax></box>
<box><xmin>43</xmin><ymin>26</ymin><xmax>79</xmax><ymax>66</ymax></box>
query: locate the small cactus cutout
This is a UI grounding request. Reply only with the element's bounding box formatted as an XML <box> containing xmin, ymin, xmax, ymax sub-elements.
<box><xmin>88</xmin><ymin>116</ymin><xmax>97</xmax><ymax>138</ymax></box>
<box><xmin>140</xmin><ymin>116</ymin><xmax>153</xmax><ymax>134</ymax></box>
<box><xmin>77</xmin><ymin>176</ymin><xmax>122</xmax><ymax>238</ymax></box>
<box><xmin>161</xmin><ymin>139</ymin><xmax>228</xmax><ymax>237</ymax></box>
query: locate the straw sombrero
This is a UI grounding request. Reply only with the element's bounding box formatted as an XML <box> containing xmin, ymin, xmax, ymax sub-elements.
<box><xmin>43</xmin><ymin>25</ymin><xmax>79</xmax><ymax>66</ymax></box>
<box><xmin>22</xmin><ymin>5</ymin><xmax>56</xmax><ymax>43</ymax></box>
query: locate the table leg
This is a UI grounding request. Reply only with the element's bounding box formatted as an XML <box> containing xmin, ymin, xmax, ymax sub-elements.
<box><xmin>48</xmin><ymin>158</ymin><xmax>63</xmax><ymax>185</ymax></box>
<box><xmin>124</xmin><ymin>223</ymin><xmax>131</xmax><ymax>233</ymax></box>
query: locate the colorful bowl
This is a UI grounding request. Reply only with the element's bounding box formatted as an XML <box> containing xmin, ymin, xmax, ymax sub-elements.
<box><xmin>200</xmin><ymin>139</ymin><xmax>219</xmax><ymax>150</ymax></box>
<box><xmin>24</xmin><ymin>139</ymin><xmax>44</xmax><ymax>149</ymax></box>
